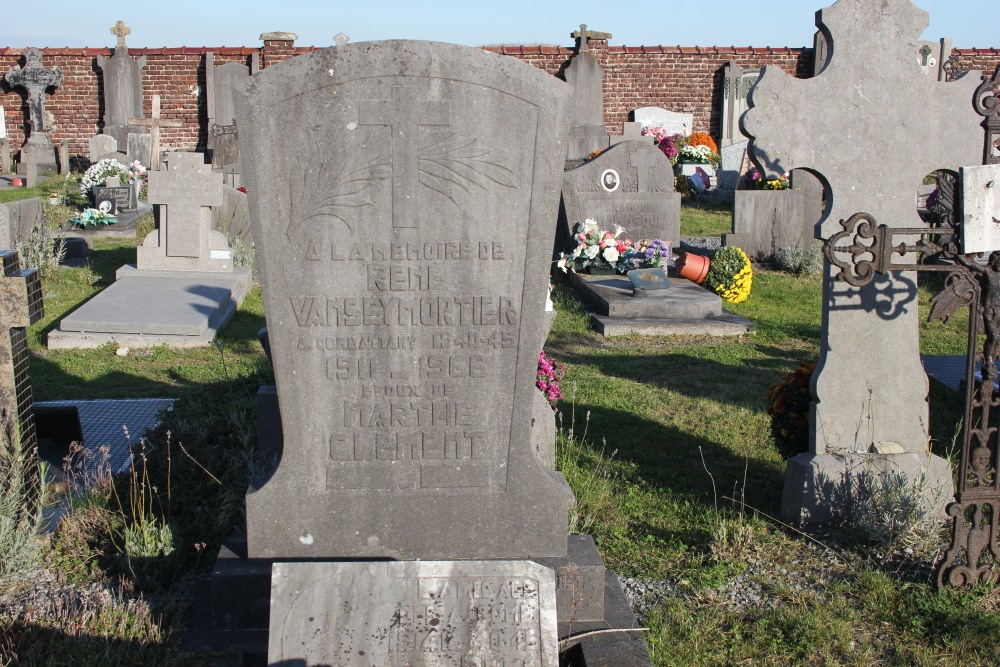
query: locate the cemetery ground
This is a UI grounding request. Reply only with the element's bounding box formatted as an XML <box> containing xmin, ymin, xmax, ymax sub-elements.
<box><xmin>1</xmin><ymin>181</ymin><xmax>999</xmax><ymax>665</ymax></box>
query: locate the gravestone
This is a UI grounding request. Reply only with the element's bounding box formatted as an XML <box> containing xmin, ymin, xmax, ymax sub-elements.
<box><xmin>633</xmin><ymin>106</ymin><xmax>693</xmax><ymax>136</ymax></box>
<box><xmin>719</xmin><ymin>62</ymin><xmax>759</xmax><ymax>147</ymax></box>
<box><xmin>565</xmin><ymin>25</ymin><xmax>610</xmax><ymax>161</ymax></box>
<box><xmin>0</xmin><ymin>250</ymin><xmax>43</xmax><ymax>450</ymax></box>
<box><xmin>743</xmin><ymin>0</ymin><xmax>979</xmax><ymax>523</ymax></box>
<box><xmin>206</xmin><ymin>52</ymin><xmax>257</xmax><ymax>178</ymax></box>
<box><xmin>0</xmin><ymin>199</ymin><xmax>43</xmax><ymax>245</ymax></box>
<box><xmin>137</xmin><ymin>152</ymin><xmax>232</xmax><ymax>271</ymax></box>
<box><xmin>126</xmin><ymin>133</ymin><xmax>151</xmax><ymax>168</ymax></box>
<box><xmin>88</xmin><ymin>134</ymin><xmax>119</xmax><ymax>163</ymax></box>
<box><xmin>6</xmin><ymin>48</ymin><xmax>61</xmax><ymax>184</ymax></box>
<box><xmin>269</xmin><ymin>561</ymin><xmax>558</xmax><ymax>666</ymax></box>
<box><xmin>560</xmin><ymin>140</ymin><xmax>680</xmax><ymax>249</ymax></box>
<box><xmin>717</xmin><ymin>138</ymin><xmax>750</xmax><ymax>191</ymax></box>
<box><xmin>58</xmin><ymin>140</ymin><xmax>69</xmax><ymax>174</ymax></box>
<box><xmin>128</xmin><ymin>95</ymin><xmax>182</xmax><ymax>170</ymax></box>
<box><xmin>96</xmin><ymin>21</ymin><xmax>147</xmax><ymax>150</ymax></box>
<box><xmin>608</xmin><ymin>121</ymin><xmax>655</xmax><ymax>147</ymax></box>
<box><xmin>0</xmin><ymin>138</ymin><xmax>9</xmax><ymax>173</ymax></box>
<box><xmin>234</xmin><ymin>39</ymin><xmax>574</xmax><ymax>560</ymax></box>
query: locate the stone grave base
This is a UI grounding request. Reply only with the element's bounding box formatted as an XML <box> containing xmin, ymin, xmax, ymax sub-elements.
<box><xmin>566</xmin><ymin>271</ymin><xmax>755</xmax><ymax>337</ymax></box>
<box><xmin>781</xmin><ymin>451</ymin><xmax>955</xmax><ymax>525</ymax></box>
<box><xmin>47</xmin><ymin>265</ymin><xmax>251</xmax><ymax>349</ymax></box>
<box><xmin>183</xmin><ymin>533</ymin><xmax>650</xmax><ymax>666</ymax></box>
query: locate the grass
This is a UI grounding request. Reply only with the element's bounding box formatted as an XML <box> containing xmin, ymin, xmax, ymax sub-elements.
<box><xmin>680</xmin><ymin>199</ymin><xmax>733</xmax><ymax>237</ymax></box>
<box><xmin>0</xmin><ymin>208</ymin><xmax>996</xmax><ymax>664</ymax></box>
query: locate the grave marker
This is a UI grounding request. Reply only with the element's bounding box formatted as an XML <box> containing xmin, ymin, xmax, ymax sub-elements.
<box><xmin>97</xmin><ymin>21</ymin><xmax>147</xmax><ymax>149</ymax></box>
<box><xmin>0</xmin><ymin>251</ymin><xmax>43</xmax><ymax>450</ymax></box>
<box><xmin>88</xmin><ymin>134</ymin><xmax>119</xmax><ymax>163</ymax></box>
<box><xmin>4</xmin><ymin>48</ymin><xmax>62</xmax><ymax>139</ymax></box>
<box><xmin>234</xmin><ymin>39</ymin><xmax>574</xmax><ymax>560</ymax></box>
<box><xmin>743</xmin><ymin>0</ymin><xmax>980</xmax><ymax>522</ymax></box>
<box><xmin>565</xmin><ymin>24</ymin><xmax>610</xmax><ymax>160</ymax></box>
<box><xmin>128</xmin><ymin>95</ymin><xmax>182</xmax><ymax>170</ymax></box>
<box><xmin>633</xmin><ymin>107</ymin><xmax>693</xmax><ymax>136</ymax></box>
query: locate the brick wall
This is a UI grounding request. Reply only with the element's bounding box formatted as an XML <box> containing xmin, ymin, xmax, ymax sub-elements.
<box><xmin>2</xmin><ymin>37</ymin><xmax>998</xmax><ymax>165</ymax></box>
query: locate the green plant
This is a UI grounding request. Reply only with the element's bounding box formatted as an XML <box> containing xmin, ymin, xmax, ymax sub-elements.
<box><xmin>79</xmin><ymin>158</ymin><xmax>130</xmax><ymax>199</ymax></box>
<box><xmin>766</xmin><ymin>361</ymin><xmax>816</xmax><ymax>460</ymax></box>
<box><xmin>0</xmin><ymin>417</ymin><xmax>48</xmax><ymax>591</ymax></box>
<box><xmin>16</xmin><ymin>222</ymin><xmax>67</xmax><ymax>278</ymax></box>
<box><xmin>775</xmin><ymin>242</ymin><xmax>824</xmax><ymax>276</ymax></box>
<box><xmin>228</xmin><ymin>234</ymin><xmax>255</xmax><ymax>269</ymax></box>
<box><xmin>704</xmin><ymin>245</ymin><xmax>753</xmax><ymax>303</ymax></box>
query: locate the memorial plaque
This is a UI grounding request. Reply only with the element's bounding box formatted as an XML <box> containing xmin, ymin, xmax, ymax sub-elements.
<box><xmin>94</xmin><ymin>185</ymin><xmax>131</xmax><ymax>213</ymax></box>
<box><xmin>234</xmin><ymin>41</ymin><xmax>574</xmax><ymax>560</ymax></box>
<box><xmin>561</xmin><ymin>140</ymin><xmax>681</xmax><ymax>246</ymax></box>
<box><xmin>628</xmin><ymin>267</ymin><xmax>671</xmax><ymax>292</ymax></box>
<box><xmin>269</xmin><ymin>560</ymin><xmax>558</xmax><ymax>666</ymax></box>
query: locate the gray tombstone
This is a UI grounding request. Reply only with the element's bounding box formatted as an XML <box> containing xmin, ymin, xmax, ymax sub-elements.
<box><xmin>608</xmin><ymin>121</ymin><xmax>655</xmax><ymax>147</ymax></box>
<box><xmin>88</xmin><ymin>134</ymin><xmax>119</xmax><ymax>163</ymax></box>
<box><xmin>269</xmin><ymin>560</ymin><xmax>559</xmax><ymax>666</ymax></box>
<box><xmin>565</xmin><ymin>25</ymin><xmax>609</xmax><ymax>161</ymax></box>
<box><xmin>138</xmin><ymin>152</ymin><xmax>232</xmax><ymax>272</ymax></box>
<box><xmin>206</xmin><ymin>52</ymin><xmax>257</xmax><ymax>170</ymax></box>
<box><xmin>743</xmin><ymin>0</ymin><xmax>978</xmax><ymax>523</ymax></box>
<box><xmin>4</xmin><ymin>48</ymin><xmax>62</xmax><ymax>141</ymax></box>
<box><xmin>633</xmin><ymin>106</ymin><xmax>693</xmax><ymax>136</ymax></box>
<box><xmin>0</xmin><ymin>138</ymin><xmax>9</xmax><ymax>174</ymax></box>
<box><xmin>233</xmin><ymin>40</ymin><xmax>574</xmax><ymax>560</ymax></box>
<box><xmin>58</xmin><ymin>139</ymin><xmax>69</xmax><ymax>174</ymax></box>
<box><xmin>717</xmin><ymin>138</ymin><xmax>750</xmax><ymax>191</ymax></box>
<box><xmin>96</xmin><ymin>21</ymin><xmax>147</xmax><ymax>149</ymax></box>
<box><xmin>561</xmin><ymin>140</ymin><xmax>681</xmax><ymax>246</ymax></box>
<box><xmin>719</xmin><ymin>62</ymin><xmax>759</xmax><ymax>147</ymax></box>
<box><xmin>0</xmin><ymin>207</ymin><xmax>10</xmax><ymax>250</ymax></box>
<box><xmin>126</xmin><ymin>132</ymin><xmax>151</xmax><ymax>167</ymax></box>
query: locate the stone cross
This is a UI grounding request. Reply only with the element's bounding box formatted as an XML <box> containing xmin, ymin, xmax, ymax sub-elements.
<box><xmin>360</xmin><ymin>82</ymin><xmax>451</xmax><ymax>228</ymax></box>
<box><xmin>4</xmin><ymin>48</ymin><xmax>63</xmax><ymax>138</ymax></box>
<box><xmin>111</xmin><ymin>20</ymin><xmax>131</xmax><ymax>48</ymax></box>
<box><xmin>578</xmin><ymin>24</ymin><xmax>589</xmax><ymax>51</ymax></box>
<box><xmin>743</xmin><ymin>0</ymin><xmax>982</xmax><ymax>521</ymax></box>
<box><xmin>0</xmin><ymin>251</ymin><xmax>43</xmax><ymax>450</ymax></box>
<box><xmin>128</xmin><ymin>95</ymin><xmax>182</xmax><ymax>170</ymax></box>
<box><xmin>333</xmin><ymin>32</ymin><xmax>350</xmax><ymax>46</ymax></box>
<box><xmin>147</xmin><ymin>152</ymin><xmax>223</xmax><ymax>258</ymax></box>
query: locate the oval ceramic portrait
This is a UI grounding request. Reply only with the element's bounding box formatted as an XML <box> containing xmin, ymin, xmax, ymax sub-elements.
<box><xmin>600</xmin><ymin>169</ymin><xmax>620</xmax><ymax>193</ymax></box>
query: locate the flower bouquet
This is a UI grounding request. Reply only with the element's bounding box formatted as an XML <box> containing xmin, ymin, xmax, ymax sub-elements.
<box><xmin>79</xmin><ymin>158</ymin><xmax>130</xmax><ymax>199</ymax></box>
<box><xmin>556</xmin><ymin>219</ymin><xmax>671</xmax><ymax>275</ymax></box>
<box><xmin>703</xmin><ymin>245</ymin><xmax>753</xmax><ymax>303</ymax></box>
<box><xmin>642</xmin><ymin>127</ymin><xmax>688</xmax><ymax>166</ymax></box>
<box><xmin>71</xmin><ymin>207</ymin><xmax>118</xmax><ymax>228</ymax></box>
<box><xmin>744</xmin><ymin>168</ymin><xmax>790</xmax><ymax>190</ymax></box>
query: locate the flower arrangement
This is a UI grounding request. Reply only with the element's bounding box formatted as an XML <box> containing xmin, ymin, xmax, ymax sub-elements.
<box><xmin>703</xmin><ymin>245</ymin><xmax>753</xmax><ymax>303</ymax></box>
<box><xmin>585</xmin><ymin>148</ymin><xmax>605</xmax><ymax>162</ymax></box>
<box><xmin>126</xmin><ymin>160</ymin><xmax>147</xmax><ymax>181</ymax></box>
<box><xmin>687</xmin><ymin>132</ymin><xmax>718</xmax><ymax>154</ymax></box>
<box><xmin>79</xmin><ymin>159</ymin><xmax>130</xmax><ymax>198</ymax></box>
<box><xmin>745</xmin><ymin>168</ymin><xmax>790</xmax><ymax>190</ymax></box>
<box><xmin>537</xmin><ymin>350</ymin><xmax>567</xmax><ymax>410</ymax></box>
<box><xmin>766</xmin><ymin>361</ymin><xmax>815</xmax><ymax>459</ymax></box>
<box><xmin>556</xmin><ymin>219</ymin><xmax>671</xmax><ymax>274</ymax></box>
<box><xmin>641</xmin><ymin>125</ymin><xmax>673</xmax><ymax>145</ymax></box>
<box><xmin>658</xmin><ymin>133</ymin><xmax>688</xmax><ymax>165</ymax></box>
<box><xmin>71</xmin><ymin>208</ymin><xmax>117</xmax><ymax>228</ymax></box>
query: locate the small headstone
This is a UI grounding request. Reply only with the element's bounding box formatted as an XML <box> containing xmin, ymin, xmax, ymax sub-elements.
<box><xmin>717</xmin><ymin>138</ymin><xmax>750</xmax><ymax>190</ymax></box>
<box><xmin>0</xmin><ymin>250</ymin><xmax>44</xmax><ymax>450</ymax></box>
<box><xmin>633</xmin><ymin>107</ymin><xmax>693</xmax><ymax>135</ymax></box>
<box><xmin>233</xmin><ymin>39</ymin><xmax>574</xmax><ymax>559</ymax></box>
<box><xmin>20</xmin><ymin>141</ymin><xmax>56</xmax><ymax>187</ymax></box>
<box><xmin>4</xmin><ymin>48</ymin><xmax>63</xmax><ymax>141</ymax></box>
<box><xmin>561</xmin><ymin>140</ymin><xmax>681</xmax><ymax>246</ymax></box>
<box><xmin>139</xmin><ymin>152</ymin><xmax>230</xmax><ymax>272</ymax></box>
<box><xmin>565</xmin><ymin>24</ymin><xmax>609</xmax><ymax>160</ymax></box>
<box><xmin>269</xmin><ymin>560</ymin><xmax>559</xmax><ymax>666</ymax></box>
<box><xmin>128</xmin><ymin>95</ymin><xmax>182</xmax><ymax>171</ymax></box>
<box><xmin>96</xmin><ymin>21</ymin><xmax>147</xmax><ymax>149</ymax></box>
<box><xmin>0</xmin><ymin>207</ymin><xmax>10</xmax><ymax>249</ymax></box>
<box><xmin>58</xmin><ymin>139</ymin><xmax>69</xmax><ymax>174</ymax></box>
<box><xmin>89</xmin><ymin>134</ymin><xmax>118</xmax><ymax>163</ymax></box>
<box><xmin>608</xmin><ymin>121</ymin><xmax>655</xmax><ymax>147</ymax></box>
<box><xmin>126</xmin><ymin>132</ymin><xmax>151</xmax><ymax>168</ymax></box>
<box><xmin>0</xmin><ymin>138</ymin><xmax>9</xmax><ymax>174</ymax></box>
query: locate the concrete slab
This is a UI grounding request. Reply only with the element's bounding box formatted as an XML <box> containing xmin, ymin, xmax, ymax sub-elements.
<box><xmin>48</xmin><ymin>267</ymin><xmax>251</xmax><ymax>349</ymax></box>
<box><xmin>567</xmin><ymin>271</ymin><xmax>755</xmax><ymax>337</ymax></box>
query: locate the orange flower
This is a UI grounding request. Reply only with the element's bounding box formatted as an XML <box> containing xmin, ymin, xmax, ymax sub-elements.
<box><xmin>688</xmin><ymin>132</ymin><xmax>718</xmax><ymax>154</ymax></box>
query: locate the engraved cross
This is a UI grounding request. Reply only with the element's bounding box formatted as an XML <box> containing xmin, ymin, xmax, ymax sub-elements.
<box><xmin>628</xmin><ymin>147</ymin><xmax>660</xmax><ymax>192</ymax></box>
<box><xmin>0</xmin><ymin>250</ymin><xmax>43</xmax><ymax>450</ymax></box>
<box><xmin>360</xmin><ymin>83</ymin><xmax>451</xmax><ymax>229</ymax></box>
<box><xmin>111</xmin><ymin>20</ymin><xmax>131</xmax><ymax>48</ymax></box>
<box><xmin>128</xmin><ymin>95</ymin><xmax>183</xmax><ymax>170</ymax></box>
<box><xmin>579</xmin><ymin>24</ymin><xmax>589</xmax><ymax>52</ymax></box>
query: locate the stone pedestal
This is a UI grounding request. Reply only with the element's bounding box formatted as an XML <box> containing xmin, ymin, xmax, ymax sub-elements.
<box><xmin>18</xmin><ymin>138</ymin><xmax>58</xmax><ymax>186</ymax></box>
<box><xmin>726</xmin><ymin>188</ymin><xmax>815</xmax><ymax>261</ymax></box>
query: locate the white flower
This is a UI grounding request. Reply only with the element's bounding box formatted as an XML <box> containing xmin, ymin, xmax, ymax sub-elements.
<box><xmin>585</xmin><ymin>245</ymin><xmax>600</xmax><ymax>259</ymax></box>
<box><xmin>603</xmin><ymin>246</ymin><xmax>620</xmax><ymax>263</ymax></box>
<box><xmin>612</xmin><ymin>224</ymin><xmax>627</xmax><ymax>239</ymax></box>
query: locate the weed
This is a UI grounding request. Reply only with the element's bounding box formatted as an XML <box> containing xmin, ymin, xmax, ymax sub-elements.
<box><xmin>16</xmin><ymin>222</ymin><xmax>67</xmax><ymax>278</ymax></box>
<box><xmin>0</xmin><ymin>418</ymin><xmax>47</xmax><ymax>591</ymax></box>
<box><xmin>775</xmin><ymin>241</ymin><xmax>824</xmax><ymax>276</ymax></box>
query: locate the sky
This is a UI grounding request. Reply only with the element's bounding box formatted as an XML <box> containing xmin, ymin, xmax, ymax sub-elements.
<box><xmin>3</xmin><ymin>1</ymin><xmax>999</xmax><ymax>51</ymax></box>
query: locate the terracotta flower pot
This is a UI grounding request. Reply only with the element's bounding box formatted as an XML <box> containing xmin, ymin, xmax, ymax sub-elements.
<box><xmin>676</xmin><ymin>252</ymin><xmax>710</xmax><ymax>284</ymax></box>
<box><xmin>10</xmin><ymin>177</ymin><xmax>23</xmax><ymax>187</ymax></box>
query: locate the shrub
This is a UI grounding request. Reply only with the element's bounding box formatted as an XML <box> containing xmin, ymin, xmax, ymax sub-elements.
<box><xmin>766</xmin><ymin>361</ymin><xmax>815</xmax><ymax>459</ymax></box>
<box><xmin>775</xmin><ymin>242</ymin><xmax>824</xmax><ymax>276</ymax></box>
<box><xmin>0</xmin><ymin>418</ymin><xmax>47</xmax><ymax>590</ymax></box>
<box><xmin>16</xmin><ymin>223</ymin><xmax>67</xmax><ymax>278</ymax></box>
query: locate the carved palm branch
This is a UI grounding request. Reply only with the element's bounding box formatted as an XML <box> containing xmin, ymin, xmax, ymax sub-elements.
<box><xmin>286</xmin><ymin>154</ymin><xmax>390</xmax><ymax>239</ymax></box>
<box><xmin>417</xmin><ymin>136</ymin><xmax>518</xmax><ymax>206</ymax></box>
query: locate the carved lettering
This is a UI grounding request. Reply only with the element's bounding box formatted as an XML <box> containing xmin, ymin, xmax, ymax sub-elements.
<box><xmin>290</xmin><ymin>296</ymin><xmax>519</xmax><ymax>328</ymax></box>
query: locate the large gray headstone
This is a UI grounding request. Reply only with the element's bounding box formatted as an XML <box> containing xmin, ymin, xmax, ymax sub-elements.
<box><xmin>4</xmin><ymin>48</ymin><xmax>62</xmax><ymax>142</ymax></box>
<box><xmin>633</xmin><ymin>106</ymin><xmax>693</xmax><ymax>136</ymax></box>
<box><xmin>234</xmin><ymin>40</ymin><xmax>574</xmax><ymax>560</ymax></box>
<box><xmin>138</xmin><ymin>152</ymin><xmax>231</xmax><ymax>272</ymax></box>
<box><xmin>743</xmin><ymin>0</ymin><xmax>977</xmax><ymax>522</ymax></box>
<box><xmin>96</xmin><ymin>23</ymin><xmax>147</xmax><ymax>149</ymax></box>
<box><xmin>269</xmin><ymin>560</ymin><xmax>558</xmax><ymax>666</ymax></box>
<box><xmin>206</xmin><ymin>54</ymin><xmax>256</xmax><ymax>168</ymax></box>
<box><xmin>565</xmin><ymin>26</ymin><xmax>607</xmax><ymax>161</ymax></box>
<box><xmin>88</xmin><ymin>134</ymin><xmax>118</xmax><ymax>163</ymax></box>
<box><xmin>561</xmin><ymin>140</ymin><xmax>680</xmax><ymax>246</ymax></box>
